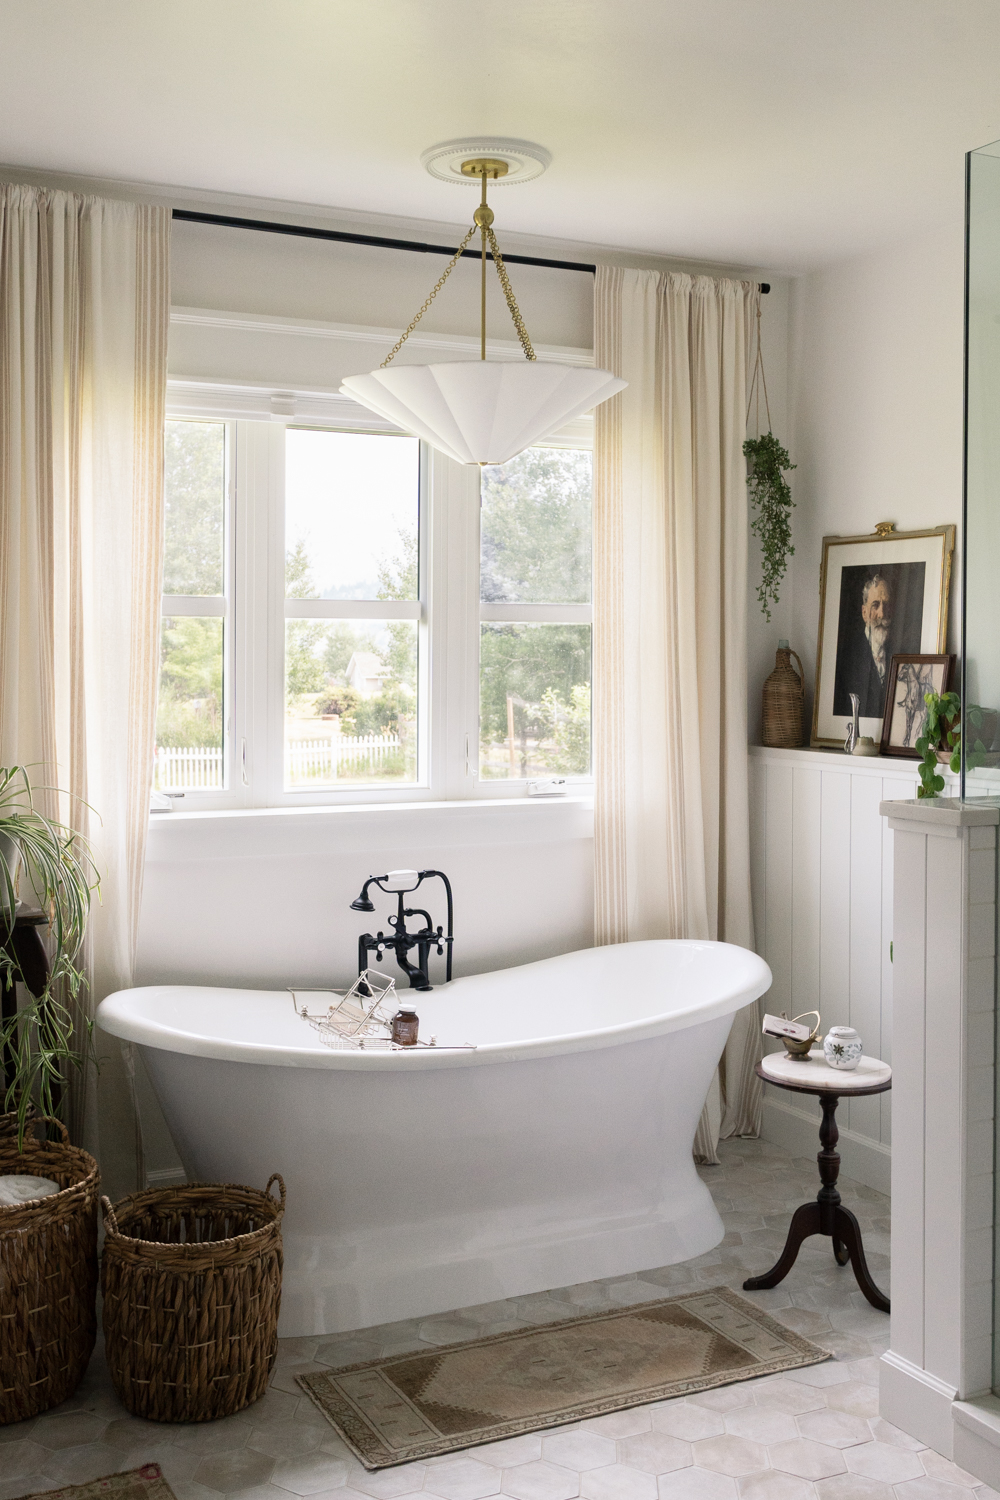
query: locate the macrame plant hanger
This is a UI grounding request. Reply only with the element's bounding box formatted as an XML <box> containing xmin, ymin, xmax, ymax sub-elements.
<box><xmin>746</xmin><ymin>296</ymin><xmax>772</xmax><ymax>437</ymax></box>
<box><xmin>742</xmin><ymin>290</ymin><xmax>796</xmax><ymax>621</ymax></box>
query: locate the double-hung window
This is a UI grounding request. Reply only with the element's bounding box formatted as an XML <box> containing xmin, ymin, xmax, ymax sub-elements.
<box><xmin>283</xmin><ymin>428</ymin><xmax>421</xmax><ymax>790</ymax></box>
<box><xmin>156</xmin><ymin>420</ymin><xmax>231</xmax><ymax>794</ymax></box>
<box><xmin>478</xmin><ymin>447</ymin><xmax>592</xmax><ymax>781</ymax></box>
<box><xmin>155</xmin><ymin>408</ymin><xmax>592</xmax><ymax>810</ymax></box>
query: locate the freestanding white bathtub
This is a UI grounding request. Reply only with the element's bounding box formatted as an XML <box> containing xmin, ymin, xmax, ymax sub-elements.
<box><xmin>98</xmin><ymin>939</ymin><xmax>771</xmax><ymax>1336</ymax></box>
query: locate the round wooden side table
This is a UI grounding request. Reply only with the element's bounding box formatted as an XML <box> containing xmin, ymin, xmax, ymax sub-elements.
<box><xmin>742</xmin><ymin>1049</ymin><xmax>891</xmax><ymax>1314</ymax></box>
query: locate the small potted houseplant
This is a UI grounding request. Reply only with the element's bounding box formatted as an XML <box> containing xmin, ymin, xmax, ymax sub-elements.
<box><xmin>914</xmin><ymin>692</ymin><xmax>992</xmax><ymax>798</ymax></box>
<box><xmin>0</xmin><ymin>764</ymin><xmax>102</xmax><ymax>1422</ymax></box>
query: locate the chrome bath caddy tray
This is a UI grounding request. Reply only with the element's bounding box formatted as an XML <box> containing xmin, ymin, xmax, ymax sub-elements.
<box><xmin>290</xmin><ymin>970</ymin><xmax>474</xmax><ymax>1051</ymax></box>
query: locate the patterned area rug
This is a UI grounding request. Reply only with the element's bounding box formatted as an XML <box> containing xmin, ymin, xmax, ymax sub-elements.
<box><xmin>12</xmin><ymin>1466</ymin><xmax>176</xmax><ymax>1500</ymax></box>
<box><xmin>298</xmin><ymin>1286</ymin><xmax>829</xmax><ymax>1468</ymax></box>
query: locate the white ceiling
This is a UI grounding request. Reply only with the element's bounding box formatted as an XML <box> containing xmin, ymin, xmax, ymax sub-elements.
<box><xmin>3</xmin><ymin>0</ymin><xmax>1000</xmax><ymax>272</ymax></box>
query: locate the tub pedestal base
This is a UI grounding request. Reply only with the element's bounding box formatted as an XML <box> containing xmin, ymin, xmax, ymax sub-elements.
<box><xmin>140</xmin><ymin>1012</ymin><xmax>735</xmax><ymax>1336</ymax></box>
<box><xmin>279</xmin><ymin>1188</ymin><xmax>725</xmax><ymax>1336</ymax></box>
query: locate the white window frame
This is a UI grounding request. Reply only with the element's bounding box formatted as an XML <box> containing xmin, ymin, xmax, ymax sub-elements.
<box><xmin>158</xmin><ymin>417</ymin><xmax>236</xmax><ymax>803</ymax></box>
<box><xmin>161</xmin><ymin>384</ymin><xmax>593</xmax><ymax>811</ymax></box>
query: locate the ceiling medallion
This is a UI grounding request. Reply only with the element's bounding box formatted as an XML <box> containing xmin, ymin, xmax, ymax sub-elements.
<box><xmin>340</xmin><ymin>141</ymin><xmax>625</xmax><ymax>467</ymax></box>
<box><xmin>420</xmin><ymin>136</ymin><xmax>552</xmax><ymax>186</ymax></box>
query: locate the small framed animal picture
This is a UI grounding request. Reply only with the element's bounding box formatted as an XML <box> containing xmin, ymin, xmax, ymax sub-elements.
<box><xmin>879</xmin><ymin>654</ymin><xmax>955</xmax><ymax>758</ymax></box>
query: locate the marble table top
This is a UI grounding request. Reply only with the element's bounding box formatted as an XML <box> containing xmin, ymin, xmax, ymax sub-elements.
<box><xmin>760</xmin><ymin>1047</ymin><xmax>892</xmax><ymax>1091</ymax></box>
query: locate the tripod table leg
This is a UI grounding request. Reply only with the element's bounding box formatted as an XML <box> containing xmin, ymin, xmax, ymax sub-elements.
<box><xmin>833</xmin><ymin>1205</ymin><xmax>890</xmax><ymax>1312</ymax></box>
<box><xmin>743</xmin><ymin>1202</ymin><xmax>822</xmax><ymax>1292</ymax></box>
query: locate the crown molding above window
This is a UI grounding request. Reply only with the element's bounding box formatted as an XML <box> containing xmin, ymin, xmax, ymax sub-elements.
<box><xmin>166</xmin><ymin>306</ymin><xmax>596</xmax><ymax>443</ymax></box>
<box><xmin>165</xmin><ymin>371</ymin><xmax>595</xmax><ymax>447</ymax></box>
<box><xmin>165</xmin><ymin>377</ymin><xmax>399</xmax><ymax>430</ymax></box>
<box><xmin>169</xmin><ymin>306</ymin><xmax>595</xmax><ymax>366</ymax></box>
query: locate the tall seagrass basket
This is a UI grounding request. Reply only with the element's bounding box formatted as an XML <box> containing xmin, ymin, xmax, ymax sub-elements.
<box><xmin>762</xmin><ymin>643</ymin><xmax>805</xmax><ymax>748</ymax></box>
<box><xmin>101</xmin><ymin>1174</ymin><xmax>285</xmax><ymax>1422</ymax></box>
<box><xmin>0</xmin><ymin>1117</ymin><xmax>100</xmax><ymax>1424</ymax></box>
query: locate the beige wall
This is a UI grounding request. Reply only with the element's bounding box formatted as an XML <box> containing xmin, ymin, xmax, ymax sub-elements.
<box><xmin>782</xmin><ymin>203</ymin><xmax>966</xmax><ymax>738</ymax></box>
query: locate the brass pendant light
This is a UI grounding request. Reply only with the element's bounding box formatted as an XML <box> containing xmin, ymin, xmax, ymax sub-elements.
<box><xmin>341</xmin><ymin>144</ymin><xmax>625</xmax><ymax>466</ymax></box>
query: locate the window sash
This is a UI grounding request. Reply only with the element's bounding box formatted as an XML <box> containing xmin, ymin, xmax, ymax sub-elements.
<box><xmin>479</xmin><ymin>602</ymin><xmax>592</xmax><ymax>624</ymax></box>
<box><xmin>156</xmin><ymin>415</ymin><xmax>593</xmax><ymax>811</ymax></box>
<box><xmin>158</xmin><ymin>418</ymin><xmax>235</xmax><ymax>803</ymax></box>
<box><xmin>284</xmin><ymin>599</ymin><xmax>421</xmax><ymax>620</ymax></box>
<box><xmin>162</xmin><ymin>595</ymin><xmax>226</xmax><ymax>616</ymax></box>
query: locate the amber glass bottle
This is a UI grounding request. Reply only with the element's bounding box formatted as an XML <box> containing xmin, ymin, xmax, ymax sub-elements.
<box><xmin>391</xmin><ymin>1008</ymin><xmax>419</xmax><ymax>1046</ymax></box>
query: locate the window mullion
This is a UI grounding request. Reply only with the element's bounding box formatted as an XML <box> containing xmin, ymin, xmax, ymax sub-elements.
<box><xmin>236</xmin><ymin>421</ymin><xmax>278</xmax><ymax>808</ymax></box>
<box><xmin>264</xmin><ymin>422</ymin><xmax>287</xmax><ymax>807</ymax></box>
<box><xmin>223</xmin><ymin>418</ymin><xmax>243</xmax><ymax>804</ymax></box>
<box><xmin>429</xmin><ymin>452</ymin><xmax>481</xmax><ymax>800</ymax></box>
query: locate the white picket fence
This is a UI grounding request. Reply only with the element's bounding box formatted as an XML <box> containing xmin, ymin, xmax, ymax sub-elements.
<box><xmin>287</xmin><ymin>735</ymin><xmax>401</xmax><ymax>780</ymax></box>
<box><xmin>154</xmin><ymin>745</ymin><xmax>223</xmax><ymax>789</ymax></box>
<box><xmin>154</xmin><ymin>735</ymin><xmax>401</xmax><ymax>790</ymax></box>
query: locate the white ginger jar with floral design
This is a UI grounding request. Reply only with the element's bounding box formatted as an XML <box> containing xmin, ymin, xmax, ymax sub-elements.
<box><xmin>823</xmin><ymin>1025</ymin><xmax>863</xmax><ymax>1071</ymax></box>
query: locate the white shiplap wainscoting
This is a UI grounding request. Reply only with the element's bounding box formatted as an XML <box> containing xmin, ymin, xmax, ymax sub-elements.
<box><xmin>748</xmin><ymin>746</ymin><xmax>957</xmax><ymax>1193</ymax></box>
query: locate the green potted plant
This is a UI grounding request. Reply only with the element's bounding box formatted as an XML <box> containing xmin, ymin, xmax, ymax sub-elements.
<box><xmin>0</xmin><ymin>765</ymin><xmax>100</xmax><ymax>1144</ymax></box>
<box><xmin>0</xmin><ymin>765</ymin><xmax>103</xmax><ymax>1421</ymax></box>
<box><xmin>914</xmin><ymin>692</ymin><xmax>991</xmax><ymax>797</ymax></box>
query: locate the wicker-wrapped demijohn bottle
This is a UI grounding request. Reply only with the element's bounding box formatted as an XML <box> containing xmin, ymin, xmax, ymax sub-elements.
<box><xmin>762</xmin><ymin>640</ymin><xmax>805</xmax><ymax>747</ymax></box>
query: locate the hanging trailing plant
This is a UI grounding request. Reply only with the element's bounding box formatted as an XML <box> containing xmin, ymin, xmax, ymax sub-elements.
<box><xmin>744</xmin><ymin>298</ymin><xmax>796</xmax><ymax>621</ymax></box>
<box><xmin>744</xmin><ymin>433</ymin><xmax>796</xmax><ymax>621</ymax></box>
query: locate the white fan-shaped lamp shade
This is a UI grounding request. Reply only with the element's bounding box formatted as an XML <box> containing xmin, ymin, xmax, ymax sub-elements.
<box><xmin>340</xmin><ymin>361</ymin><xmax>626</xmax><ymax>465</ymax></box>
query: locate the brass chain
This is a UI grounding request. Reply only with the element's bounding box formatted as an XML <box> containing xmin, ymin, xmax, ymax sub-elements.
<box><xmin>486</xmin><ymin>227</ymin><xmax>536</xmax><ymax>361</ymax></box>
<box><xmin>379</xmin><ymin>223</ymin><xmax>479</xmax><ymax>368</ymax></box>
<box><xmin>379</xmin><ymin>218</ymin><xmax>537</xmax><ymax>369</ymax></box>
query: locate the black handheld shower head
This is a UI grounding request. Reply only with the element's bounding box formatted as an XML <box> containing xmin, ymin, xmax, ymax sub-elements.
<box><xmin>350</xmin><ymin>875</ymin><xmax>384</xmax><ymax>912</ymax></box>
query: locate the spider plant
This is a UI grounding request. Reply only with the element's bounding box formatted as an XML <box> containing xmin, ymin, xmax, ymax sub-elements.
<box><xmin>0</xmin><ymin>766</ymin><xmax>101</xmax><ymax>1146</ymax></box>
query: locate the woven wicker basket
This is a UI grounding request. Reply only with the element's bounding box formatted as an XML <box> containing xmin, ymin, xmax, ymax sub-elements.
<box><xmin>0</xmin><ymin>1103</ymin><xmax>37</xmax><ymax>1139</ymax></box>
<box><xmin>101</xmin><ymin>1174</ymin><xmax>285</xmax><ymax>1422</ymax></box>
<box><xmin>0</xmin><ymin>1116</ymin><xmax>100</xmax><ymax>1424</ymax></box>
<box><xmin>762</xmin><ymin>644</ymin><xmax>805</xmax><ymax>748</ymax></box>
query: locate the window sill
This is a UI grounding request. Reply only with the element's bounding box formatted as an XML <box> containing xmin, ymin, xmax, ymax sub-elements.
<box><xmin>145</xmin><ymin>794</ymin><xmax>595</xmax><ymax>860</ymax></box>
<box><xmin>150</xmin><ymin>792</ymin><xmax>593</xmax><ymax>824</ymax></box>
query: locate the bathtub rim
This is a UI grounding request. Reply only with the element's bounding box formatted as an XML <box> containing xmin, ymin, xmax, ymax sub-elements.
<box><xmin>98</xmin><ymin>939</ymin><xmax>771</xmax><ymax>1072</ymax></box>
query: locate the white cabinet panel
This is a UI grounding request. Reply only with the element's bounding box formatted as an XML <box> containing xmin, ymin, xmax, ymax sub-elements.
<box><xmin>749</xmin><ymin>747</ymin><xmax>932</xmax><ymax>1191</ymax></box>
<box><xmin>791</xmin><ymin>767</ymin><xmax>822</xmax><ymax>1013</ymax></box>
<box><xmin>764</xmin><ymin>763</ymin><xmax>794</xmax><ymax>1013</ymax></box>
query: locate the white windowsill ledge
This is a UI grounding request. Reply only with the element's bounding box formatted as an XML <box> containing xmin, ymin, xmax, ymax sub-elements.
<box><xmin>145</xmin><ymin>795</ymin><xmax>595</xmax><ymax>859</ymax></box>
<box><xmin>150</xmin><ymin>794</ymin><xmax>594</xmax><ymax>825</ymax></box>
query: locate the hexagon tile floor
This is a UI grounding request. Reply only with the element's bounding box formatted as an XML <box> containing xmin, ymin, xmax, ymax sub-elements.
<box><xmin>2</xmin><ymin>1138</ymin><xmax>994</xmax><ymax>1500</ymax></box>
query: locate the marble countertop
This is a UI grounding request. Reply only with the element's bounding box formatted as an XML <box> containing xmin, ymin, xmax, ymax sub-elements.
<box><xmin>761</xmin><ymin>1047</ymin><xmax>891</xmax><ymax>1091</ymax></box>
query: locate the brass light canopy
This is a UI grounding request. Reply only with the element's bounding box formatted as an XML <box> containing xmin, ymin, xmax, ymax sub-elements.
<box><xmin>460</xmin><ymin>157</ymin><xmax>509</xmax><ymax>181</ymax></box>
<box><xmin>340</xmin><ymin>139</ymin><xmax>626</xmax><ymax>466</ymax></box>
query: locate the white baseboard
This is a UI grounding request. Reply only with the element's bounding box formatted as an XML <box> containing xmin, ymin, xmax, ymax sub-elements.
<box><xmin>954</xmin><ymin>1398</ymin><xmax>1000</xmax><ymax>1490</ymax></box>
<box><xmin>761</xmin><ymin>1097</ymin><xmax>891</xmax><ymax>1196</ymax></box>
<box><xmin>880</xmin><ymin>1350</ymin><xmax>957</xmax><ymax>1457</ymax></box>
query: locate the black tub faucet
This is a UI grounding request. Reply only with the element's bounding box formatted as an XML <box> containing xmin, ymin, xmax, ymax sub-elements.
<box><xmin>350</xmin><ymin>869</ymin><xmax>454</xmax><ymax>990</ymax></box>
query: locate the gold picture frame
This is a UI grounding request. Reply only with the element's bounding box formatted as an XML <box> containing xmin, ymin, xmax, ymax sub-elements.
<box><xmin>811</xmin><ymin>522</ymin><xmax>955</xmax><ymax>749</ymax></box>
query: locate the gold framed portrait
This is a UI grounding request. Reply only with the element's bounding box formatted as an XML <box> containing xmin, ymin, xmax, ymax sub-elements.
<box><xmin>811</xmin><ymin>523</ymin><xmax>955</xmax><ymax>749</ymax></box>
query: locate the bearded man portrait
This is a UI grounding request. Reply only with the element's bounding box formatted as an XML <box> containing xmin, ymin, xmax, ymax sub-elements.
<box><xmin>832</xmin><ymin>562</ymin><xmax>926</xmax><ymax>720</ymax></box>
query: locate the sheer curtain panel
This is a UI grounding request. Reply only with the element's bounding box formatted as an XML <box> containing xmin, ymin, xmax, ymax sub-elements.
<box><xmin>0</xmin><ymin>184</ymin><xmax>170</xmax><ymax>1197</ymax></box>
<box><xmin>593</xmin><ymin>267</ymin><xmax>760</xmax><ymax>1160</ymax></box>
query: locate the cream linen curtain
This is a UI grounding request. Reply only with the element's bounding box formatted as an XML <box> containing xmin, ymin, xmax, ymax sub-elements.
<box><xmin>593</xmin><ymin>266</ymin><xmax>760</xmax><ymax>1160</ymax></box>
<box><xmin>0</xmin><ymin>184</ymin><xmax>170</xmax><ymax>1198</ymax></box>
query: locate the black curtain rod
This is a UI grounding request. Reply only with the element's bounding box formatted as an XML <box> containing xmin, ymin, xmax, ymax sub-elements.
<box><xmin>172</xmin><ymin>209</ymin><xmax>770</xmax><ymax>293</ymax></box>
